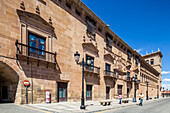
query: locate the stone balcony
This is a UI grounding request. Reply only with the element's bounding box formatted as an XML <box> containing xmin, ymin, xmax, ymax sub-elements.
<box><xmin>104</xmin><ymin>70</ymin><xmax>118</xmax><ymax>78</ymax></box>
<box><xmin>15</xmin><ymin>40</ymin><xmax>57</xmax><ymax>67</ymax></box>
<box><xmin>84</xmin><ymin>65</ymin><xmax>100</xmax><ymax>75</ymax></box>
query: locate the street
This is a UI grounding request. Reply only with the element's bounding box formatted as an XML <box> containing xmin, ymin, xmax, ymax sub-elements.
<box><xmin>98</xmin><ymin>98</ymin><xmax>170</xmax><ymax>113</ymax></box>
<box><xmin>0</xmin><ymin>98</ymin><xmax>169</xmax><ymax>113</ymax></box>
<box><xmin>0</xmin><ymin>103</ymin><xmax>45</xmax><ymax>113</ymax></box>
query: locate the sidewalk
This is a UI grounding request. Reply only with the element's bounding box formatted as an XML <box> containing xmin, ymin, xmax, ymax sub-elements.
<box><xmin>25</xmin><ymin>98</ymin><xmax>165</xmax><ymax>113</ymax></box>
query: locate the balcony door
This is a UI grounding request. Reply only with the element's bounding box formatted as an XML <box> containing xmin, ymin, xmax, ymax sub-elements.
<box><xmin>86</xmin><ymin>85</ymin><xmax>92</xmax><ymax>101</ymax></box>
<box><xmin>28</xmin><ymin>32</ymin><xmax>46</xmax><ymax>59</ymax></box>
<box><xmin>58</xmin><ymin>82</ymin><xmax>67</xmax><ymax>102</ymax></box>
<box><xmin>118</xmin><ymin>85</ymin><xmax>122</xmax><ymax>95</ymax></box>
<box><xmin>106</xmin><ymin>87</ymin><xmax>110</xmax><ymax>99</ymax></box>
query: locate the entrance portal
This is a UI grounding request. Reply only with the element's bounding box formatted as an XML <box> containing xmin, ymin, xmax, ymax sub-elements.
<box><xmin>58</xmin><ymin>82</ymin><xmax>67</xmax><ymax>102</ymax></box>
<box><xmin>0</xmin><ymin>61</ymin><xmax>19</xmax><ymax>103</ymax></box>
<box><xmin>106</xmin><ymin>87</ymin><xmax>110</xmax><ymax>99</ymax></box>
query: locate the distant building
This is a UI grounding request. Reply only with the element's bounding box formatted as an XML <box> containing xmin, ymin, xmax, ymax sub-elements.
<box><xmin>161</xmin><ymin>91</ymin><xmax>170</xmax><ymax>97</ymax></box>
<box><xmin>0</xmin><ymin>0</ymin><xmax>162</xmax><ymax>104</ymax></box>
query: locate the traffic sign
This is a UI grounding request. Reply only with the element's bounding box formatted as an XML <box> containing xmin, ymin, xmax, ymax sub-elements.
<box><xmin>23</xmin><ymin>80</ymin><xmax>30</xmax><ymax>87</ymax></box>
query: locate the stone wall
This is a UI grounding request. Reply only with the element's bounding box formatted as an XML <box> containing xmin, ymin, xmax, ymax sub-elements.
<box><xmin>0</xmin><ymin>0</ymin><xmax>161</xmax><ymax>104</ymax></box>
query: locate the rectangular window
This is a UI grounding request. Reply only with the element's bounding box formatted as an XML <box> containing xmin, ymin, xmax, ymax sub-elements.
<box><xmin>75</xmin><ymin>9</ymin><xmax>81</xmax><ymax>16</ymax></box>
<box><xmin>86</xmin><ymin>55</ymin><xmax>94</xmax><ymax>69</ymax></box>
<box><xmin>150</xmin><ymin>59</ymin><xmax>154</xmax><ymax>65</ymax></box>
<box><xmin>105</xmin><ymin>63</ymin><xmax>111</xmax><ymax>71</ymax></box>
<box><xmin>121</xmin><ymin>45</ymin><xmax>123</xmax><ymax>49</ymax></box>
<box><xmin>105</xmin><ymin>63</ymin><xmax>111</xmax><ymax>75</ymax></box>
<box><xmin>66</xmin><ymin>2</ymin><xmax>71</xmax><ymax>9</ymax></box>
<box><xmin>86</xmin><ymin>16</ymin><xmax>96</xmax><ymax>27</ymax></box>
<box><xmin>135</xmin><ymin>56</ymin><xmax>139</xmax><ymax>64</ymax></box>
<box><xmin>28</xmin><ymin>32</ymin><xmax>46</xmax><ymax>59</ymax></box>
<box><xmin>127</xmin><ymin>50</ymin><xmax>132</xmax><ymax>60</ymax></box>
<box><xmin>106</xmin><ymin>33</ymin><xmax>113</xmax><ymax>45</ymax></box>
<box><xmin>127</xmin><ymin>72</ymin><xmax>130</xmax><ymax>80</ymax></box>
<box><xmin>98</xmin><ymin>27</ymin><xmax>102</xmax><ymax>33</ymax></box>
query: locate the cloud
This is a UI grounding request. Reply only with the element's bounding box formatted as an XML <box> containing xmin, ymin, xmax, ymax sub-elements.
<box><xmin>162</xmin><ymin>71</ymin><xmax>170</xmax><ymax>75</ymax></box>
<box><xmin>163</xmin><ymin>78</ymin><xmax>170</xmax><ymax>82</ymax></box>
<box><xmin>162</xmin><ymin>84</ymin><xmax>170</xmax><ymax>90</ymax></box>
<box><xmin>136</xmin><ymin>48</ymin><xmax>142</xmax><ymax>53</ymax></box>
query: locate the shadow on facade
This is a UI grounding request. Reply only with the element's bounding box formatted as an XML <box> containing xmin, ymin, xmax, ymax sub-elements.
<box><xmin>0</xmin><ymin>61</ymin><xmax>19</xmax><ymax>103</ymax></box>
<box><xmin>16</xmin><ymin>57</ymin><xmax>61</xmax><ymax>80</ymax></box>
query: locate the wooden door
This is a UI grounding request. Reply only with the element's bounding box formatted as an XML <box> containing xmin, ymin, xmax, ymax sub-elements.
<box><xmin>58</xmin><ymin>82</ymin><xmax>67</xmax><ymax>102</ymax></box>
<box><xmin>2</xmin><ymin>86</ymin><xmax>8</xmax><ymax>99</ymax></box>
<box><xmin>127</xmin><ymin>88</ymin><xmax>130</xmax><ymax>98</ymax></box>
<box><xmin>106</xmin><ymin>87</ymin><xmax>110</xmax><ymax>99</ymax></box>
<box><xmin>86</xmin><ymin>85</ymin><xmax>92</xmax><ymax>101</ymax></box>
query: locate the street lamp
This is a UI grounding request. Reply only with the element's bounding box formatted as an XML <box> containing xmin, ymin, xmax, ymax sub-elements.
<box><xmin>132</xmin><ymin>76</ymin><xmax>137</xmax><ymax>102</ymax></box>
<box><xmin>74</xmin><ymin>51</ymin><xmax>91</xmax><ymax>109</ymax></box>
<box><xmin>163</xmin><ymin>87</ymin><xmax>165</xmax><ymax>98</ymax></box>
<box><xmin>146</xmin><ymin>81</ymin><xmax>149</xmax><ymax>100</ymax></box>
<box><xmin>157</xmin><ymin>85</ymin><xmax>159</xmax><ymax>99</ymax></box>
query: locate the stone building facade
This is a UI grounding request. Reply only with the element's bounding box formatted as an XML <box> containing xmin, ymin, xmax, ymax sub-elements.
<box><xmin>0</xmin><ymin>0</ymin><xmax>162</xmax><ymax>104</ymax></box>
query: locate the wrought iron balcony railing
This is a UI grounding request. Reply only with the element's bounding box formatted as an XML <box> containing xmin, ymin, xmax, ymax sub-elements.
<box><xmin>104</xmin><ymin>70</ymin><xmax>117</xmax><ymax>78</ymax></box>
<box><xmin>15</xmin><ymin>40</ymin><xmax>56</xmax><ymax>64</ymax></box>
<box><xmin>84</xmin><ymin>65</ymin><xmax>100</xmax><ymax>75</ymax></box>
<box><xmin>86</xmin><ymin>21</ymin><xmax>96</xmax><ymax>37</ymax></box>
<box><xmin>127</xmin><ymin>77</ymin><xmax>131</xmax><ymax>81</ymax></box>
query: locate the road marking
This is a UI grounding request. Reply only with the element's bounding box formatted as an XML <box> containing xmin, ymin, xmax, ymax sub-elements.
<box><xmin>96</xmin><ymin>105</ymin><xmax>136</xmax><ymax>113</ymax></box>
<box><xmin>97</xmin><ymin>99</ymin><xmax>164</xmax><ymax>113</ymax></box>
<box><xmin>15</xmin><ymin>104</ymin><xmax>50</xmax><ymax>113</ymax></box>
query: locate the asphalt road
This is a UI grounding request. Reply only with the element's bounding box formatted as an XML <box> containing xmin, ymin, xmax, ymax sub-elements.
<box><xmin>0</xmin><ymin>98</ymin><xmax>169</xmax><ymax>113</ymax></box>
<box><xmin>100</xmin><ymin>98</ymin><xmax>170</xmax><ymax>113</ymax></box>
<box><xmin>0</xmin><ymin>103</ymin><xmax>45</xmax><ymax>113</ymax></box>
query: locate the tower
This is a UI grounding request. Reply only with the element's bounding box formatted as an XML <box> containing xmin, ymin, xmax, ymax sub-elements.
<box><xmin>142</xmin><ymin>49</ymin><xmax>163</xmax><ymax>97</ymax></box>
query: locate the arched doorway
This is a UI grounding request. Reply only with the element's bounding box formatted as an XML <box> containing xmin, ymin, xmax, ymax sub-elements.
<box><xmin>0</xmin><ymin>61</ymin><xmax>19</xmax><ymax>103</ymax></box>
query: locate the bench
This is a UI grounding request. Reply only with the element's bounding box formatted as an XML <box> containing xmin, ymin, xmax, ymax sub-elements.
<box><xmin>99</xmin><ymin>100</ymin><xmax>112</xmax><ymax>106</ymax></box>
<box><xmin>122</xmin><ymin>99</ymin><xmax>129</xmax><ymax>103</ymax></box>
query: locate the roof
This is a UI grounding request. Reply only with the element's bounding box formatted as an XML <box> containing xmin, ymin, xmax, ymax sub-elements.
<box><xmin>161</xmin><ymin>91</ymin><xmax>170</xmax><ymax>94</ymax></box>
<box><xmin>143</xmin><ymin>51</ymin><xmax>163</xmax><ymax>58</ymax></box>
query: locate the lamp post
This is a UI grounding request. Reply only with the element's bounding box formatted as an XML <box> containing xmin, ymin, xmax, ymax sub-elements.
<box><xmin>157</xmin><ymin>85</ymin><xmax>159</xmax><ymax>99</ymax></box>
<box><xmin>163</xmin><ymin>87</ymin><xmax>164</xmax><ymax>98</ymax></box>
<box><xmin>74</xmin><ymin>51</ymin><xmax>91</xmax><ymax>109</ymax></box>
<box><xmin>132</xmin><ymin>76</ymin><xmax>137</xmax><ymax>102</ymax></box>
<box><xmin>146</xmin><ymin>81</ymin><xmax>149</xmax><ymax>100</ymax></box>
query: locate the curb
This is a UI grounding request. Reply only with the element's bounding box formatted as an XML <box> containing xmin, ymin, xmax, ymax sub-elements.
<box><xmin>23</xmin><ymin>98</ymin><xmax>168</xmax><ymax>113</ymax></box>
<box><xmin>85</xmin><ymin>98</ymin><xmax>164</xmax><ymax>113</ymax></box>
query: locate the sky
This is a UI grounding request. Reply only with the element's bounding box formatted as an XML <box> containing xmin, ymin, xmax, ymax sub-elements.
<box><xmin>81</xmin><ymin>0</ymin><xmax>170</xmax><ymax>90</ymax></box>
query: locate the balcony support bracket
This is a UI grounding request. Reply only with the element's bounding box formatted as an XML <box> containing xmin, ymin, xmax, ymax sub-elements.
<box><xmin>27</xmin><ymin>57</ymin><xmax>29</xmax><ymax>65</ymax></box>
<box><xmin>37</xmin><ymin>60</ymin><xmax>40</xmax><ymax>67</ymax></box>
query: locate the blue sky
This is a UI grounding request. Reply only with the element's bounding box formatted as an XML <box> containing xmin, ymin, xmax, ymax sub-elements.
<box><xmin>82</xmin><ymin>0</ymin><xmax>170</xmax><ymax>90</ymax></box>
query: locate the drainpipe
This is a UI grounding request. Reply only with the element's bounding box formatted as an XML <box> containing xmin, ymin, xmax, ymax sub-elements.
<box><xmin>31</xmin><ymin>62</ymin><xmax>33</xmax><ymax>104</ymax></box>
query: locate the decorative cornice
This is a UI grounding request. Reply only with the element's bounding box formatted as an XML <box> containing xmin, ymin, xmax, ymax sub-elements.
<box><xmin>16</xmin><ymin>9</ymin><xmax>54</xmax><ymax>30</ymax></box>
